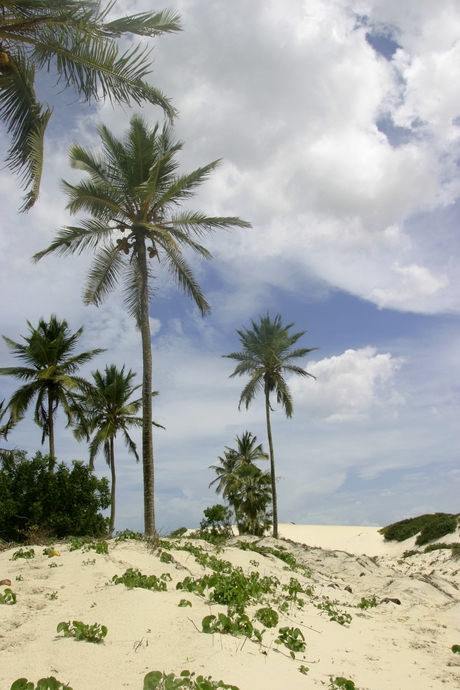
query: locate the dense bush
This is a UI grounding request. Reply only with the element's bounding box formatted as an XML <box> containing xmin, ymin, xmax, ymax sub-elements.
<box><xmin>379</xmin><ymin>513</ymin><xmax>458</xmax><ymax>545</ymax></box>
<box><xmin>199</xmin><ymin>504</ymin><xmax>233</xmax><ymax>543</ymax></box>
<box><xmin>0</xmin><ymin>450</ymin><xmax>110</xmax><ymax>542</ymax></box>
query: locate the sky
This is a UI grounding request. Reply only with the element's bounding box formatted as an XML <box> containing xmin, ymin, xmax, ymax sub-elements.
<box><xmin>0</xmin><ymin>0</ymin><xmax>459</xmax><ymax>532</ymax></box>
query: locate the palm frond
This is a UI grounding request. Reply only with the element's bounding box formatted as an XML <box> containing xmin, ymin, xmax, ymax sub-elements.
<box><xmin>83</xmin><ymin>243</ymin><xmax>126</xmax><ymax>306</ymax></box>
<box><xmin>32</xmin><ymin>220</ymin><xmax>116</xmax><ymax>262</ymax></box>
<box><xmin>0</xmin><ymin>50</ymin><xmax>52</xmax><ymax>211</ymax></box>
<box><xmin>163</xmin><ymin>247</ymin><xmax>211</xmax><ymax>317</ymax></box>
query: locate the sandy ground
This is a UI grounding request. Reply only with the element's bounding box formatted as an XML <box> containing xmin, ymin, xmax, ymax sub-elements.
<box><xmin>1</xmin><ymin>524</ymin><xmax>459</xmax><ymax>690</ymax></box>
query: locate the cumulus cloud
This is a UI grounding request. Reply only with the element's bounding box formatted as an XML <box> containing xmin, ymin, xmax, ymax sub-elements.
<box><xmin>290</xmin><ymin>346</ymin><xmax>403</xmax><ymax>421</ymax></box>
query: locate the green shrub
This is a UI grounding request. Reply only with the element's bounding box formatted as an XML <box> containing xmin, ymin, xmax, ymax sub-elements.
<box><xmin>169</xmin><ymin>527</ymin><xmax>187</xmax><ymax>538</ymax></box>
<box><xmin>0</xmin><ymin>450</ymin><xmax>110</xmax><ymax>541</ymax></box>
<box><xmin>199</xmin><ymin>504</ymin><xmax>233</xmax><ymax>544</ymax></box>
<box><xmin>379</xmin><ymin>513</ymin><xmax>458</xmax><ymax>544</ymax></box>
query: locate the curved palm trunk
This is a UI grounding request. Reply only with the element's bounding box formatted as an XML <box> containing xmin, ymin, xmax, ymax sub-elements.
<box><xmin>109</xmin><ymin>436</ymin><xmax>116</xmax><ymax>536</ymax></box>
<box><xmin>265</xmin><ymin>387</ymin><xmax>278</xmax><ymax>538</ymax></box>
<box><xmin>138</xmin><ymin>243</ymin><xmax>155</xmax><ymax>536</ymax></box>
<box><xmin>48</xmin><ymin>391</ymin><xmax>56</xmax><ymax>473</ymax></box>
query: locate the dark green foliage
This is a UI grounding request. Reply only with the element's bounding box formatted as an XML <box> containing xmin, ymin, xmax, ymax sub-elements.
<box><xmin>275</xmin><ymin>626</ymin><xmax>306</xmax><ymax>657</ymax></box>
<box><xmin>10</xmin><ymin>678</ymin><xmax>73</xmax><ymax>690</ymax></box>
<box><xmin>452</xmin><ymin>645</ymin><xmax>460</xmax><ymax>654</ymax></box>
<box><xmin>0</xmin><ymin>450</ymin><xmax>110</xmax><ymax>541</ymax></box>
<box><xmin>170</xmin><ymin>527</ymin><xmax>188</xmax><ymax>538</ymax></box>
<box><xmin>199</xmin><ymin>505</ymin><xmax>233</xmax><ymax>543</ymax></box>
<box><xmin>254</xmin><ymin>606</ymin><xmax>279</xmax><ymax>628</ymax></box>
<box><xmin>201</xmin><ymin>611</ymin><xmax>262</xmax><ymax>643</ymax></box>
<box><xmin>415</xmin><ymin>514</ymin><xmax>458</xmax><ymax>545</ymax></box>
<box><xmin>57</xmin><ymin>620</ymin><xmax>107</xmax><ymax>643</ymax></box>
<box><xmin>379</xmin><ymin>513</ymin><xmax>458</xmax><ymax>544</ymax></box>
<box><xmin>330</xmin><ymin>678</ymin><xmax>357</xmax><ymax>690</ymax></box>
<box><xmin>112</xmin><ymin>568</ymin><xmax>169</xmax><ymax>591</ymax></box>
<box><xmin>160</xmin><ymin>551</ymin><xmax>173</xmax><ymax>563</ymax></box>
<box><xmin>423</xmin><ymin>542</ymin><xmax>460</xmax><ymax>554</ymax></box>
<box><xmin>143</xmin><ymin>670</ymin><xmax>240</xmax><ymax>690</ymax></box>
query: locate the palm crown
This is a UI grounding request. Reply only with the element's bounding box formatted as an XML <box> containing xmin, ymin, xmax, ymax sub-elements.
<box><xmin>0</xmin><ymin>314</ymin><xmax>104</xmax><ymax>464</ymax></box>
<box><xmin>0</xmin><ymin>0</ymin><xmax>181</xmax><ymax>210</ymax></box>
<box><xmin>73</xmin><ymin>363</ymin><xmax>164</xmax><ymax>533</ymax></box>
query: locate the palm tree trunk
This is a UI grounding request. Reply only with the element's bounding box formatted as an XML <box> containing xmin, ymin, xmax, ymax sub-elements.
<box><xmin>138</xmin><ymin>242</ymin><xmax>155</xmax><ymax>536</ymax></box>
<box><xmin>109</xmin><ymin>436</ymin><xmax>116</xmax><ymax>536</ymax></box>
<box><xmin>265</xmin><ymin>388</ymin><xmax>278</xmax><ymax>538</ymax></box>
<box><xmin>48</xmin><ymin>391</ymin><xmax>55</xmax><ymax>473</ymax></box>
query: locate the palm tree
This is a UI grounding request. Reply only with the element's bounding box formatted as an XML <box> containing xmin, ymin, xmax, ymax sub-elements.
<box><xmin>0</xmin><ymin>0</ymin><xmax>181</xmax><ymax>210</ymax></box>
<box><xmin>223</xmin><ymin>313</ymin><xmax>317</xmax><ymax>538</ymax></box>
<box><xmin>0</xmin><ymin>315</ymin><xmax>104</xmax><ymax>469</ymax></box>
<box><xmin>33</xmin><ymin>115</ymin><xmax>251</xmax><ymax>535</ymax></box>
<box><xmin>231</xmin><ymin>463</ymin><xmax>272</xmax><ymax>536</ymax></box>
<box><xmin>73</xmin><ymin>364</ymin><xmax>164</xmax><ymax>535</ymax></box>
<box><xmin>209</xmin><ymin>430</ymin><xmax>271</xmax><ymax>536</ymax></box>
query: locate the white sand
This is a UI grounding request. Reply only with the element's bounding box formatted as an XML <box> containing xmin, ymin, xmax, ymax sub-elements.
<box><xmin>1</xmin><ymin>524</ymin><xmax>459</xmax><ymax>690</ymax></box>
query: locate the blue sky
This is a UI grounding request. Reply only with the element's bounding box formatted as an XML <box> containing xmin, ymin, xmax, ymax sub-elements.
<box><xmin>0</xmin><ymin>0</ymin><xmax>459</xmax><ymax>531</ymax></box>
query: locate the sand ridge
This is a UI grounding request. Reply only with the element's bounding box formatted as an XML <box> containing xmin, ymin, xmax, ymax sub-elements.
<box><xmin>1</xmin><ymin>525</ymin><xmax>459</xmax><ymax>690</ymax></box>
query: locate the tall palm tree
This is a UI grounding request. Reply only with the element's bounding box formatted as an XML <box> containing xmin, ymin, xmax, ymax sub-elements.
<box><xmin>0</xmin><ymin>0</ymin><xmax>181</xmax><ymax>210</ymax></box>
<box><xmin>33</xmin><ymin>115</ymin><xmax>251</xmax><ymax>535</ymax></box>
<box><xmin>0</xmin><ymin>314</ymin><xmax>104</xmax><ymax>468</ymax></box>
<box><xmin>223</xmin><ymin>313</ymin><xmax>317</xmax><ymax>538</ymax></box>
<box><xmin>73</xmin><ymin>364</ymin><xmax>164</xmax><ymax>535</ymax></box>
<box><xmin>209</xmin><ymin>430</ymin><xmax>271</xmax><ymax>536</ymax></box>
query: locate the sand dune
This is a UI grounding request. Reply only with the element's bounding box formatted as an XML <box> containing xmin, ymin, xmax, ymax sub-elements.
<box><xmin>1</xmin><ymin>525</ymin><xmax>459</xmax><ymax>690</ymax></box>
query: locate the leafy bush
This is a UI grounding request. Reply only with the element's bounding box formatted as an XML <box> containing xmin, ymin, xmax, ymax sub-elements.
<box><xmin>57</xmin><ymin>620</ymin><xmax>107</xmax><ymax>643</ymax></box>
<box><xmin>199</xmin><ymin>505</ymin><xmax>233</xmax><ymax>543</ymax></box>
<box><xmin>169</xmin><ymin>527</ymin><xmax>188</xmax><ymax>538</ymax></box>
<box><xmin>379</xmin><ymin>513</ymin><xmax>458</xmax><ymax>545</ymax></box>
<box><xmin>0</xmin><ymin>450</ymin><xmax>110</xmax><ymax>541</ymax></box>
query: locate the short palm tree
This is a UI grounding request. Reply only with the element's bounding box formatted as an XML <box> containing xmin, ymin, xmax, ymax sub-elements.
<box><xmin>223</xmin><ymin>313</ymin><xmax>317</xmax><ymax>538</ymax></box>
<box><xmin>231</xmin><ymin>462</ymin><xmax>272</xmax><ymax>536</ymax></box>
<box><xmin>209</xmin><ymin>430</ymin><xmax>271</xmax><ymax>535</ymax></box>
<box><xmin>73</xmin><ymin>364</ymin><xmax>164</xmax><ymax>535</ymax></box>
<box><xmin>34</xmin><ymin>115</ymin><xmax>251</xmax><ymax>535</ymax></box>
<box><xmin>0</xmin><ymin>0</ymin><xmax>181</xmax><ymax>210</ymax></box>
<box><xmin>0</xmin><ymin>315</ymin><xmax>104</xmax><ymax>468</ymax></box>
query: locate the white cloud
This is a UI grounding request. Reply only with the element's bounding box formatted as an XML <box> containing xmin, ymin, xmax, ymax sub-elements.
<box><xmin>290</xmin><ymin>346</ymin><xmax>403</xmax><ymax>421</ymax></box>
